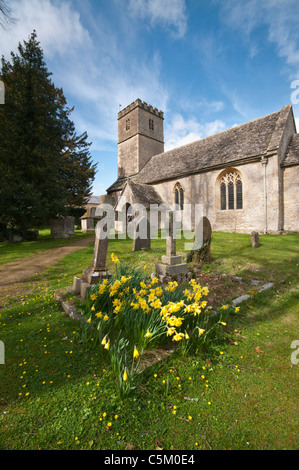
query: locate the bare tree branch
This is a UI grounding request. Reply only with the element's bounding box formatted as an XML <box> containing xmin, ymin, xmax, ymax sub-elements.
<box><xmin>0</xmin><ymin>0</ymin><xmax>15</xmax><ymax>30</ymax></box>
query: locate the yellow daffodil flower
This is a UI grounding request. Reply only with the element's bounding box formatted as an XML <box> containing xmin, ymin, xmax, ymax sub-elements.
<box><xmin>172</xmin><ymin>332</ymin><xmax>185</xmax><ymax>342</ymax></box>
<box><xmin>166</xmin><ymin>327</ymin><xmax>176</xmax><ymax>336</ymax></box>
<box><xmin>151</xmin><ymin>299</ymin><xmax>162</xmax><ymax>309</ymax></box>
<box><xmin>197</xmin><ymin>328</ymin><xmax>205</xmax><ymax>335</ymax></box>
<box><xmin>111</xmin><ymin>253</ymin><xmax>120</xmax><ymax>264</ymax></box>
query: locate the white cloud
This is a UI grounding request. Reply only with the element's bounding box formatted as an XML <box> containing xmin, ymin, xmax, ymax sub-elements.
<box><xmin>216</xmin><ymin>0</ymin><xmax>299</xmax><ymax>77</ymax></box>
<box><xmin>0</xmin><ymin>0</ymin><xmax>92</xmax><ymax>59</ymax></box>
<box><xmin>165</xmin><ymin>113</ymin><xmax>226</xmax><ymax>151</ymax></box>
<box><xmin>128</xmin><ymin>0</ymin><xmax>187</xmax><ymax>38</ymax></box>
<box><xmin>65</xmin><ymin>48</ymin><xmax>169</xmax><ymax>150</ymax></box>
<box><xmin>0</xmin><ymin>0</ymin><xmax>170</xmax><ymax>151</ymax></box>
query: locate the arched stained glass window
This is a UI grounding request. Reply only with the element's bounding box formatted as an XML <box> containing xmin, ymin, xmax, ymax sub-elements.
<box><xmin>175</xmin><ymin>188</ymin><xmax>179</xmax><ymax>206</ymax></box>
<box><xmin>174</xmin><ymin>183</ymin><xmax>184</xmax><ymax>210</ymax></box>
<box><xmin>228</xmin><ymin>182</ymin><xmax>234</xmax><ymax>210</ymax></box>
<box><xmin>236</xmin><ymin>180</ymin><xmax>243</xmax><ymax>209</ymax></box>
<box><xmin>220</xmin><ymin>171</ymin><xmax>243</xmax><ymax>210</ymax></box>
<box><xmin>221</xmin><ymin>183</ymin><xmax>226</xmax><ymax>210</ymax></box>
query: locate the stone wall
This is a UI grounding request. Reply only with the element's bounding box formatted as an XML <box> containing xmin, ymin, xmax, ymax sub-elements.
<box><xmin>283</xmin><ymin>165</ymin><xmax>299</xmax><ymax>232</ymax></box>
<box><xmin>118</xmin><ymin>100</ymin><xmax>164</xmax><ymax>178</ymax></box>
<box><xmin>151</xmin><ymin>155</ymin><xmax>285</xmax><ymax>234</ymax></box>
<box><xmin>118</xmin><ymin>135</ymin><xmax>139</xmax><ymax>178</ymax></box>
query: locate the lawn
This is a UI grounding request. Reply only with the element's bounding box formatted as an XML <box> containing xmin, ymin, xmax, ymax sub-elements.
<box><xmin>0</xmin><ymin>231</ymin><xmax>298</xmax><ymax>450</ymax></box>
<box><xmin>0</xmin><ymin>228</ymin><xmax>93</xmax><ymax>265</ymax></box>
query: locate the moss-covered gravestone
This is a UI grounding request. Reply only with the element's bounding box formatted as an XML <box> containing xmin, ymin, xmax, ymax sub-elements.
<box><xmin>187</xmin><ymin>216</ymin><xmax>212</xmax><ymax>263</ymax></box>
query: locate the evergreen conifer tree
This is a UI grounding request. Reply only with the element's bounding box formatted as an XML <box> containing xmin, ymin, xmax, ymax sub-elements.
<box><xmin>0</xmin><ymin>31</ymin><xmax>96</xmax><ymax>236</ymax></box>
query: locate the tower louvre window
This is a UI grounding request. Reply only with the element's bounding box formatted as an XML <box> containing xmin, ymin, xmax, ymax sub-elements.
<box><xmin>126</xmin><ymin>119</ymin><xmax>130</xmax><ymax>131</ymax></box>
<box><xmin>149</xmin><ymin>119</ymin><xmax>154</xmax><ymax>130</ymax></box>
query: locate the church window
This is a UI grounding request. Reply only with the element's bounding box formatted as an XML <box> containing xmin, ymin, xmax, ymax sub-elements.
<box><xmin>126</xmin><ymin>119</ymin><xmax>130</xmax><ymax>131</ymax></box>
<box><xmin>174</xmin><ymin>182</ymin><xmax>184</xmax><ymax>210</ymax></box>
<box><xmin>220</xmin><ymin>183</ymin><xmax>226</xmax><ymax>210</ymax></box>
<box><xmin>228</xmin><ymin>183</ymin><xmax>234</xmax><ymax>210</ymax></box>
<box><xmin>236</xmin><ymin>180</ymin><xmax>243</xmax><ymax>209</ymax></box>
<box><xmin>219</xmin><ymin>171</ymin><xmax>243</xmax><ymax>210</ymax></box>
<box><xmin>149</xmin><ymin>119</ymin><xmax>154</xmax><ymax>130</ymax></box>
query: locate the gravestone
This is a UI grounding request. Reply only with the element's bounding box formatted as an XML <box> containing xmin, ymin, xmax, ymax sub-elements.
<box><xmin>155</xmin><ymin>211</ymin><xmax>189</xmax><ymax>283</ymax></box>
<box><xmin>74</xmin><ymin>207</ymin><xmax>112</xmax><ymax>299</ymax></box>
<box><xmin>251</xmin><ymin>231</ymin><xmax>260</xmax><ymax>248</ymax></box>
<box><xmin>187</xmin><ymin>216</ymin><xmax>212</xmax><ymax>262</ymax></box>
<box><xmin>133</xmin><ymin>216</ymin><xmax>151</xmax><ymax>251</ymax></box>
<box><xmin>50</xmin><ymin>216</ymin><xmax>75</xmax><ymax>239</ymax></box>
<box><xmin>81</xmin><ymin>215</ymin><xmax>95</xmax><ymax>232</ymax></box>
<box><xmin>82</xmin><ymin>216</ymin><xmax>111</xmax><ymax>286</ymax></box>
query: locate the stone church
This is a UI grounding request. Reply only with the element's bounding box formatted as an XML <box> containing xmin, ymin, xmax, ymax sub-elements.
<box><xmin>106</xmin><ymin>99</ymin><xmax>299</xmax><ymax>234</ymax></box>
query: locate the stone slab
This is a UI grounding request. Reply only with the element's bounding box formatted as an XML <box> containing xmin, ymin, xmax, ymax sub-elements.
<box><xmin>80</xmin><ymin>281</ymin><xmax>90</xmax><ymax>300</ymax></box>
<box><xmin>258</xmin><ymin>282</ymin><xmax>274</xmax><ymax>292</ymax></box>
<box><xmin>83</xmin><ymin>266</ymin><xmax>111</xmax><ymax>284</ymax></box>
<box><xmin>161</xmin><ymin>255</ymin><xmax>182</xmax><ymax>265</ymax></box>
<box><xmin>232</xmin><ymin>294</ymin><xmax>252</xmax><ymax>306</ymax></box>
<box><xmin>73</xmin><ymin>276</ymin><xmax>82</xmax><ymax>294</ymax></box>
<box><xmin>155</xmin><ymin>262</ymin><xmax>188</xmax><ymax>276</ymax></box>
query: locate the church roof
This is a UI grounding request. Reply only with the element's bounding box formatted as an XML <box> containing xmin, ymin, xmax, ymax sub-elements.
<box><xmin>87</xmin><ymin>195</ymin><xmax>105</xmax><ymax>205</ymax></box>
<box><xmin>133</xmin><ymin>105</ymin><xmax>293</xmax><ymax>185</ymax></box>
<box><xmin>127</xmin><ymin>181</ymin><xmax>163</xmax><ymax>207</ymax></box>
<box><xmin>107</xmin><ymin>104</ymin><xmax>296</xmax><ymax>194</ymax></box>
<box><xmin>107</xmin><ymin>177</ymin><xmax>127</xmax><ymax>193</ymax></box>
<box><xmin>282</xmin><ymin>134</ymin><xmax>299</xmax><ymax>167</ymax></box>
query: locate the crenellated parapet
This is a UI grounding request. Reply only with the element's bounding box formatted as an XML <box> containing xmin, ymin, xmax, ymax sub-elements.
<box><xmin>118</xmin><ymin>98</ymin><xmax>164</xmax><ymax>119</ymax></box>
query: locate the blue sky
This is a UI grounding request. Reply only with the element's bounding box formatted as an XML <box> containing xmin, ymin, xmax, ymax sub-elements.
<box><xmin>1</xmin><ymin>0</ymin><xmax>299</xmax><ymax>195</ymax></box>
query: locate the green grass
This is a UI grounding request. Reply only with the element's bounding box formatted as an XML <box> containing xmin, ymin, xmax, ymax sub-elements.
<box><xmin>0</xmin><ymin>228</ymin><xmax>93</xmax><ymax>265</ymax></box>
<box><xmin>0</xmin><ymin>231</ymin><xmax>298</xmax><ymax>450</ymax></box>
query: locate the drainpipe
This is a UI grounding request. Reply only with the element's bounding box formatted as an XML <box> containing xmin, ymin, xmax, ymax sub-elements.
<box><xmin>261</xmin><ymin>156</ymin><xmax>268</xmax><ymax>234</ymax></box>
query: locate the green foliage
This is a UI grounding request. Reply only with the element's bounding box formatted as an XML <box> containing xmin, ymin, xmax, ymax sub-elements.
<box><xmin>0</xmin><ymin>232</ymin><xmax>298</xmax><ymax>449</ymax></box>
<box><xmin>79</xmin><ymin>254</ymin><xmax>230</xmax><ymax>396</ymax></box>
<box><xmin>0</xmin><ymin>30</ymin><xmax>96</xmax><ymax>235</ymax></box>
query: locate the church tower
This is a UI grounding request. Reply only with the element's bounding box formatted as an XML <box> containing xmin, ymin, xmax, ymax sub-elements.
<box><xmin>117</xmin><ymin>99</ymin><xmax>164</xmax><ymax>179</ymax></box>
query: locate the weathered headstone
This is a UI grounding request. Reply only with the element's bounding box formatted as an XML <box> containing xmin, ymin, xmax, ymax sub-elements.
<box><xmin>50</xmin><ymin>216</ymin><xmax>75</xmax><ymax>239</ymax></box>
<box><xmin>155</xmin><ymin>211</ymin><xmax>189</xmax><ymax>283</ymax></box>
<box><xmin>187</xmin><ymin>216</ymin><xmax>212</xmax><ymax>262</ymax></box>
<box><xmin>251</xmin><ymin>231</ymin><xmax>260</xmax><ymax>248</ymax></box>
<box><xmin>81</xmin><ymin>215</ymin><xmax>95</xmax><ymax>232</ymax></box>
<box><xmin>194</xmin><ymin>216</ymin><xmax>212</xmax><ymax>248</ymax></box>
<box><xmin>74</xmin><ymin>206</ymin><xmax>113</xmax><ymax>299</ymax></box>
<box><xmin>132</xmin><ymin>216</ymin><xmax>151</xmax><ymax>251</ymax></box>
<box><xmin>82</xmin><ymin>218</ymin><xmax>111</xmax><ymax>285</ymax></box>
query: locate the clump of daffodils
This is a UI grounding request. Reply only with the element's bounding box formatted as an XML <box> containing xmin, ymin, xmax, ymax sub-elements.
<box><xmin>81</xmin><ymin>255</ymin><xmax>228</xmax><ymax>396</ymax></box>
